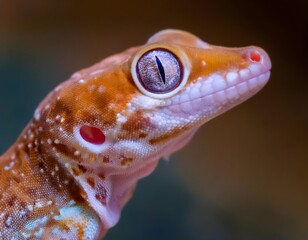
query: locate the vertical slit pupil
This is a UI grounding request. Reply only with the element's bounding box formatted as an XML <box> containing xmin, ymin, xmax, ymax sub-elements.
<box><xmin>155</xmin><ymin>56</ymin><xmax>166</xmax><ymax>84</ymax></box>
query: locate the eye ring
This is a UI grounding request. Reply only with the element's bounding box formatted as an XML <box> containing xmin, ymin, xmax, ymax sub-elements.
<box><xmin>131</xmin><ymin>44</ymin><xmax>191</xmax><ymax>99</ymax></box>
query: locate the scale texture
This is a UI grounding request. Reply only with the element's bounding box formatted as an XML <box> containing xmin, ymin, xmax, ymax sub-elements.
<box><xmin>0</xmin><ymin>29</ymin><xmax>271</xmax><ymax>239</ymax></box>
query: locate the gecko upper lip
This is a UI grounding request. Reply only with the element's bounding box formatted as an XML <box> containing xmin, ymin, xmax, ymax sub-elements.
<box><xmin>166</xmin><ymin>68</ymin><xmax>271</xmax><ymax>110</ymax></box>
<box><xmin>166</xmin><ymin>47</ymin><xmax>272</xmax><ymax>108</ymax></box>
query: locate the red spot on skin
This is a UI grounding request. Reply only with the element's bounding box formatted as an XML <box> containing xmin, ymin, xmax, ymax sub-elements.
<box><xmin>249</xmin><ymin>51</ymin><xmax>261</xmax><ymax>62</ymax></box>
<box><xmin>80</xmin><ymin>125</ymin><xmax>105</xmax><ymax>145</ymax></box>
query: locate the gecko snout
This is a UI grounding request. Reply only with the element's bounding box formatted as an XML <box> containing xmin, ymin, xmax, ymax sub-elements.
<box><xmin>243</xmin><ymin>46</ymin><xmax>272</xmax><ymax>73</ymax></box>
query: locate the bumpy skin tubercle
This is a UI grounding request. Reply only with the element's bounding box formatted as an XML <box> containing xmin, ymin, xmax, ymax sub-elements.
<box><xmin>0</xmin><ymin>29</ymin><xmax>271</xmax><ymax>239</ymax></box>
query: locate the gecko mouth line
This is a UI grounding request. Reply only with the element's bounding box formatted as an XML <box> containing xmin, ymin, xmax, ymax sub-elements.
<box><xmin>167</xmin><ymin>70</ymin><xmax>271</xmax><ymax>108</ymax></box>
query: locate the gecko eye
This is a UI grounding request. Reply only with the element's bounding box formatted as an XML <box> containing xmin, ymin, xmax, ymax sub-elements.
<box><xmin>131</xmin><ymin>45</ymin><xmax>190</xmax><ymax>99</ymax></box>
<box><xmin>136</xmin><ymin>49</ymin><xmax>182</xmax><ymax>93</ymax></box>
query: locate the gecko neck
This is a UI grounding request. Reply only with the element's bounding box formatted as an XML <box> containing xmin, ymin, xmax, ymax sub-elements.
<box><xmin>0</xmin><ymin>120</ymin><xmax>86</xmax><ymax>216</ymax></box>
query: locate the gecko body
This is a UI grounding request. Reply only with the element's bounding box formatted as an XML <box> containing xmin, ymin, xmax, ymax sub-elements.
<box><xmin>0</xmin><ymin>30</ymin><xmax>271</xmax><ymax>239</ymax></box>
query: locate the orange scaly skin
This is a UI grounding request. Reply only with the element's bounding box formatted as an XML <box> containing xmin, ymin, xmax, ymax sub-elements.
<box><xmin>0</xmin><ymin>30</ymin><xmax>271</xmax><ymax>239</ymax></box>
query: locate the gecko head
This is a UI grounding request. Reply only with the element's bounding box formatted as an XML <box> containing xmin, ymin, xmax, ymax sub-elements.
<box><xmin>34</xmin><ymin>29</ymin><xmax>271</xmax><ymax>184</ymax></box>
<box><xmin>127</xmin><ymin>29</ymin><xmax>271</xmax><ymax>154</ymax></box>
<box><xmin>32</xmin><ymin>29</ymin><xmax>271</xmax><ymax>228</ymax></box>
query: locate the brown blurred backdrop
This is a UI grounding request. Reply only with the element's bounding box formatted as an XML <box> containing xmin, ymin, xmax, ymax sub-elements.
<box><xmin>0</xmin><ymin>0</ymin><xmax>307</xmax><ymax>239</ymax></box>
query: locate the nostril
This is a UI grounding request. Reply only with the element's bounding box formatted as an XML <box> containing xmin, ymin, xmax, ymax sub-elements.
<box><xmin>248</xmin><ymin>50</ymin><xmax>262</xmax><ymax>63</ymax></box>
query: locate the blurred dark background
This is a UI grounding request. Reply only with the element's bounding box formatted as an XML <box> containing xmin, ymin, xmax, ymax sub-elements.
<box><xmin>0</xmin><ymin>0</ymin><xmax>307</xmax><ymax>239</ymax></box>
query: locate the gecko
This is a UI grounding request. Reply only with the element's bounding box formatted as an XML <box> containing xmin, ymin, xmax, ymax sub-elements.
<box><xmin>0</xmin><ymin>29</ymin><xmax>271</xmax><ymax>239</ymax></box>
